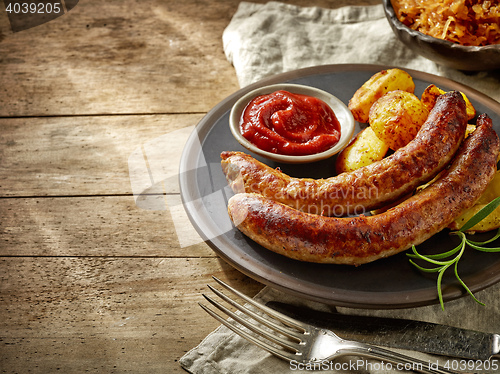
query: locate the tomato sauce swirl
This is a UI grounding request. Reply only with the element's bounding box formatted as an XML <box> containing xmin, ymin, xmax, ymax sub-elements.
<box><xmin>239</xmin><ymin>90</ymin><xmax>341</xmax><ymax>156</ymax></box>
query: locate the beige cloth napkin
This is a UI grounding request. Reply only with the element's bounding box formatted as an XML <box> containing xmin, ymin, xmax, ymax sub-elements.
<box><xmin>180</xmin><ymin>2</ymin><xmax>500</xmax><ymax>373</ymax></box>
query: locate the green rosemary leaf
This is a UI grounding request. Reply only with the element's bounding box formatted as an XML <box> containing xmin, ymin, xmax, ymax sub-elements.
<box><xmin>459</xmin><ymin>196</ymin><xmax>500</xmax><ymax>232</ymax></box>
<box><xmin>414</xmin><ymin>237</ymin><xmax>464</xmax><ymax>260</ymax></box>
<box><xmin>436</xmin><ymin>266</ymin><xmax>449</xmax><ymax>311</ymax></box>
<box><xmin>407</xmin><ymin>243</ymin><xmax>463</xmax><ymax>266</ymax></box>
<box><xmin>466</xmin><ymin>228</ymin><xmax>500</xmax><ymax>246</ymax></box>
<box><xmin>454</xmin><ymin>261</ymin><xmax>485</xmax><ymax>306</ymax></box>
<box><xmin>409</xmin><ymin>195</ymin><xmax>500</xmax><ymax>310</ymax></box>
<box><xmin>408</xmin><ymin>259</ymin><xmax>442</xmax><ymax>273</ymax></box>
<box><xmin>465</xmin><ymin>240</ymin><xmax>500</xmax><ymax>252</ymax></box>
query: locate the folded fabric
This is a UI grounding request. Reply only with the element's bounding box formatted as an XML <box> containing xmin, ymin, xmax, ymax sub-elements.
<box><xmin>222</xmin><ymin>1</ymin><xmax>499</xmax><ymax>103</ymax></box>
<box><xmin>180</xmin><ymin>284</ymin><xmax>500</xmax><ymax>373</ymax></box>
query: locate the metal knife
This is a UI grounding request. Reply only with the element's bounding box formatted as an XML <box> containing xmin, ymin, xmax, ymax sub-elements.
<box><xmin>267</xmin><ymin>301</ymin><xmax>500</xmax><ymax>361</ymax></box>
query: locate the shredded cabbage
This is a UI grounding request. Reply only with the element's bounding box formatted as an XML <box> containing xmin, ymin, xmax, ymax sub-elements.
<box><xmin>391</xmin><ymin>0</ymin><xmax>500</xmax><ymax>46</ymax></box>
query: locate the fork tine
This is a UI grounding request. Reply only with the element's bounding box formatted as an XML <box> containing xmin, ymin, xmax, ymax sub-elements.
<box><xmin>199</xmin><ymin>301</ymin><xmax>299</xmax><ymax>362</ymax></box>
<box><xmin>207</xmin><ymin>284</ymin><xmax>304</xmax><ymax>342</ymax></box>
<box><xmin>202</xmin><ymin>293</ymin><xmax>301</xmax><ymax>353</ymax></box>
<box><xmin>212</xmin><ymin>277</ymin><xmax>307</xmax><ymax>331</ymax></box>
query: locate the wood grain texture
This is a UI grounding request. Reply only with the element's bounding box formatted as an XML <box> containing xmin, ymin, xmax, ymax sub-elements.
<box><xmin>0</xmin><ymin>0</ymin><xmax>241</xmax><ymax>116</ymax></box>
<box><xmin>0</xmin><ymin>195</ymin><xmax>211</xmax><ymax>257</ymax></box>
<box><xmin>0</xmin><ymin>114</ymin><xmax>202</xmax><ymax>197</ymax></box>
<box><xmin>0</xmin><ymin>257</ymin><xmax>262</xmax><ymax>373</ymax></box>
<box><xmin>0</xmin><ymin>0</ymin><xmax>381</xmax><ymax>117</ymax></box>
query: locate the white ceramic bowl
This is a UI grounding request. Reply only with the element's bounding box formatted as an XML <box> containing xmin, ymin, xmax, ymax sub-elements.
<box><xmin>229</xmin><ymin>83</ymin><xmax>355</xmax><ymax>164</ymax></box>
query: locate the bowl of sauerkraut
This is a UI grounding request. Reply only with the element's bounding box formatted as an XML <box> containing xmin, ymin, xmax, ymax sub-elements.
<box><xmin>384</xmin><ymin>0</ymin><xmax>500</xmax><ymax>71</ymax></box>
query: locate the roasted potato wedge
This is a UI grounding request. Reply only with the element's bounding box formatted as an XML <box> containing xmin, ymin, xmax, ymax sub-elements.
<box><xmin>448</xmin><ymin>204</ymin><xmax>500</xmax><ymax>233</ymax></box>
<box><xmin>465</xmin><ymin>124</ymin><xmax>476</xmax><ymax>138</ymax></box>
<box><xmin>369</xmin><ymin>90</ymin><xmax>429</xmax><ymax>151</ymax></box>
<box><xmin>475</xmin><ymin>170</ymin><xmax>500</xmax><ymax>206</ymax></box>
<box><xmin>335</xmin><ymin>127</ymin><xmax>389</xmax><ymax>174</ymax></box>
<box><xmin>421</xmin><ymin>84</ymin><xmax>476</xmax><ymax>121</ymax></box>
<box><xmin>448</xmin><ymin>170</ymin><xmax>500</xmax><ymax>233</ymax></box>
<box><xmin>348</xmin><ymin>68</ymin><xmax>415</xmax><ymax>123</ymax></box>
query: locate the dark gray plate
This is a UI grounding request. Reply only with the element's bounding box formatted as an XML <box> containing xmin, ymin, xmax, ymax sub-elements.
<box><xmin>179</xmin><ymin>64</ymin><xmax>500</xmax><ymax>309</ymax></box>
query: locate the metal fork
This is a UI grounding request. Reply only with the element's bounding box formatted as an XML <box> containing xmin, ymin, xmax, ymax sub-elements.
<box><xmin>200</xmin><ymin>277</ymin><xmax>459</xmax><ymax>374</ymax></box>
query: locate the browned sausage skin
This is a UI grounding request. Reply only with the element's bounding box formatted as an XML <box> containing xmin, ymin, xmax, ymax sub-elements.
<box><xmin>227</xmin><ymin>114</ymin><xmax>499</xmax><ymax>266</ymax></box>
<box><xmin>222</xmin><ymin>91</ymin><xmax>468</xmax><ymax>216</ymax></box>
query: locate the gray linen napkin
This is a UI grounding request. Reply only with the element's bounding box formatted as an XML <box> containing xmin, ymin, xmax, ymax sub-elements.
<box><xmin>180</xmin><ymin>2</ymin><xmax>500</xmax><ymax>373</ymax></box>
<box><xmin>223</xmin><ymin>1</ymin><xmax>499</xmax><ymax>102</ymax></box>
<box><xmin>181</xmin><ymin>285</ymin><xmax>500</xmax><ymax>374</ymax></box>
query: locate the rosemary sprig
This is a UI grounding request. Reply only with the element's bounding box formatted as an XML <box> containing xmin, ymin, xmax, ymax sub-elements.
<box><xmin>408</xmin><ymin>196</ymin><xmax>500</xmax><ymax>310</ymax></box>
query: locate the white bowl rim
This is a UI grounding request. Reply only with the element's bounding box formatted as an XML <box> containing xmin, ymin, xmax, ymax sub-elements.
<box><xmin>229</xmin><ymin>83</ymin><xmax>355</xmax><ymax>164</ymax></box>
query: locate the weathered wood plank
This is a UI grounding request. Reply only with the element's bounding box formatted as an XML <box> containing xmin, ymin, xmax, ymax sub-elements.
<box><xmin>0</xmin><ymin>114</ymin><xmax>203</xmax><ymax>197</ymax></box>
<box><xmin>0</xmin><ymin>256</ymin><xmax>263</xmax><ymax>373</ymax></box>
<box><xmin>0</xmin><ymin>0</ymin><xmax>241</xmax><ymax>116</ymax></box>
<box><xmin>0</xmin><ymin>0</ymin><xmax>381</xmax><ymax>117</ymax></box>
<box><xmin>0</xmin><ymin>195</ymin><xmax>212</xmax><ymax>257</ymax></box>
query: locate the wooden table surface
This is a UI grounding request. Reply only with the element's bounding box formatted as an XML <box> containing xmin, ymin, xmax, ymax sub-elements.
<box><xmin>4</xmin><ymin>1</ymin><xmax>496</xmax><ymax>373</ymax></box>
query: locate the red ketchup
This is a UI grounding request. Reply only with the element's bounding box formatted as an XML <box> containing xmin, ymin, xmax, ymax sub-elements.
<box><xmin>239</xmin><ymin>90</ymin><xmax>341</xmax><ymax>156</ymax></box>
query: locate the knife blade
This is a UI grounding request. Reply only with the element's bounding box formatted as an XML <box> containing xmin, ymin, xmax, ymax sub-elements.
<box><xmin>267</xmin><ymin>301</ymin><xmax>500</xmax><ymax>361</ymax></box>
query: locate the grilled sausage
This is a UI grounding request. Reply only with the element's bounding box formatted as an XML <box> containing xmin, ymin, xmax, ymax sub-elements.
<box><xmin>222</xmin><ymin>91</ymin><xmax>468</xmax><ymax>216</ymax></box>
<box><xmin>227</xmin><ymin>114</ymin><xmax>499</xmax><ymax>265</ymax></box>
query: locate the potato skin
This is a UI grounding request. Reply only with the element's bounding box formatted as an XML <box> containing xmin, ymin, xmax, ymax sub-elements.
<box><xmin>348</xmin><ymin>68</ymin><xmax>415</xmax><ymax>123</ymax></box>
<box><xmin>369</xmin><ymin>90</ymin><xmax>429</xmax><ymax>151</ymax></box>
<box><xmin>421</xmin><ymin>84</ymin><xmax>476</xmax><ymax>121</ymax></box>
<box><xmin>448</xmin><ymin>170</ymin><xmax>500</xmax><ymax>233</ymax></box>
<box><xmin>335</xmin><ymin>127</ymin><xmax>389</xmax><ymax>174</ymax></box>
